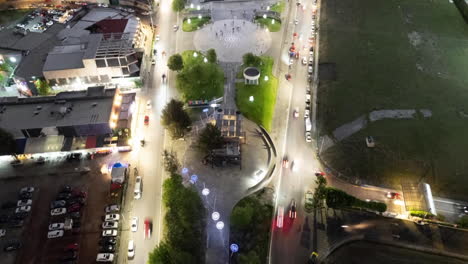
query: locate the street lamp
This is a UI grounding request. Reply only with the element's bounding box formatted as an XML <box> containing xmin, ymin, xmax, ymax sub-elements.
<box><xmin>202</xmin><ymin>188</ymin><xmax>210</xmax><ymax>196</ymax></box>
<box><xmin>190</xmin><ymin>3</ymin><xmax>194</xmax><ymax>8</ymax></box>
<box><xmin>212</xmin><ymin>212</ymin><xmax>220</xmax><ymax>221</ymax></box>
<box><xmin>271</xmin><ymin>19</ymin><xmax>275</xmax><ymax>25</ymax></box>
<box><xmin>216</xmin><ymin>221</ymin><xmax>224</xmax><ymax>230</ymax></box>
<box><xmin>263</xmin><ymin>14</ymin><xmax>267</xmax><ymax>19</ymax></box>
<box><xmin>197</xmin><ymin>5</ymin><xmax>200</xmax><ymax>10</ymax></box>
<box><xmin>266</xmin><ymin>6</ymin><xmax>270</xmax><ymax>11</ymax></box>
<box><xmin>264</xmin><ymin>75</ymin><xmax>269</xmax><ymax>81</ymax></box>
<box><xmin>203</xmin><ymin>57</ymin><xmax>208</xmax><ymax>63</ymax></box>
<box><xmin>181</xmin><ymin>167</ymin><xmax>189</xmax><ymax>174</ymax></box>
<box><xmin>9</xmin><ymin>57</ymin><xmax>16</xmax><ymax>63</ymax></box>
<box><xmin>188</xmin><ymin>18</ymin><xmax>192</xmax><ymax>24</ymax></box>
<box><xmin>193</xmin><ymin>51</ymin><xmax>198</xmax><ymax>57</ymax></box>
<box><xmin>249</xmin><ymin>96</ymin><xmax>254</xmax><ymax>102</ymax></box>
<box><xmin>198</xmin><ymin>14</ymin><xmax>202</xmax><ymax>19</ymax></box>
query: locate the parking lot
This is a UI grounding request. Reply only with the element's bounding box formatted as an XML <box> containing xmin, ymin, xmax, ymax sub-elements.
<box><xmin>14</xmin><ymin>6</ymin><xmax>77</xmax><ymax>33</ymax></box>
<box><xmin>0</xmin><ymin>151</ymin><xmax>130</xmax><ymax>263</ymax></box>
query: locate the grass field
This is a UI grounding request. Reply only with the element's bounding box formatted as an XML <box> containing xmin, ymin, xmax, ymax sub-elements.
<box><xmin>318</xmin><ymin>0</ymin><xmax>468</xmax><ymax>199</ymax></box>
<box><xmin>182</xmin><ymin>17</ymin><xmax>210</xmax><ymax>32</ymax></box>
<box><xmin>236</xmin><ymin>56</ymin><xmax>278</xmax><ymax>131</ymax></box>
<box><xmin>0</xmin><ymin>9</ymin><xmax>31</xmax><ymax>26</ymax></box>
<box><xmin>255</xmin><ymin>17</ymin><xmax>282</xmax><ymax>32</ymax></box>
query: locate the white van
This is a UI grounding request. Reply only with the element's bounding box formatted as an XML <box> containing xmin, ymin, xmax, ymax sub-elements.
<box><xmin>134</xmin><ymin>176</ymin><xmax>142</xmax><ymax>199</ymax></box>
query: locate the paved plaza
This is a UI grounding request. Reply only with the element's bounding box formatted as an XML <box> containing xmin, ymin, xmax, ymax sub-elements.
<box><xmin>194</xmin><ymin>19</ymin><xmax>272</xmax><ymax>62</ymax></box>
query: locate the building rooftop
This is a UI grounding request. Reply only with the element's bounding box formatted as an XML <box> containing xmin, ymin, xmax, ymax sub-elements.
<box><xmin>0</xmin><ymin>86</ymin><xmax>116</xmax><ymax>138</ymax></box>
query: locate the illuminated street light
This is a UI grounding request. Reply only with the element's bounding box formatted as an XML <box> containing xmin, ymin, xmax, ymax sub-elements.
<box><xmin>266</xmin><ymin>6</ymin><xmax>270</xmax><ymax>10</ymax></box>
<box><xmin>188</xmin><ymin>18</ymin><xmax>192</xmax><ymax>24</ymax></box>
<box><xmin>204</xmin><ymin>57</ymin><xmax>208</xmax><ymax>63</ymax></box>
<box><xmin>197</xmin><ymin>5</ymin><xmax>200</xmax><ymax>10</ymax></box>
<box><xmin>216</xmin><ymin>221</ymin><xmax>224</xmax><ymax>230</ymax></box>
<box><xmin>190</xmin><ymin>3</ymin><xmax>194</xmax><ymax>8</ymax></box>
<box><xmin>202</xmin><ymin>188</ymin><xmax>210</xmax><ymax>196</ymax></box>
<box><xmin>212</xmin><ymin>212</ymin><xmax>220</xmax><ymax>221</ymax></box>
<box><xmin>193</xmin><ymin>51</ymin><xmax>198</xmax><ymax>57</ymax></box>
<box><xmin>198</xmin><ymin>14</ymin><xmax>202</xmax><ymax>19</ymax></box>
<box><xmin>271</xmin><ymin>19</ymin><xmax>275</xmax><ymax>25</ymax></box>
<box><xmin>182</xmin><ymin>167</ymin><xmax>189</xmax><ymax>174</ymax></box>
<box><xmin>9</xmin><ymin>57</ymin><xmax>17</xmax><ymax>63</ymax></box>
<box><xmin>341</xmin><ymin>225</ymin><xmax>349</xmax><ymax>228</ymax></box>
<box><xmin>264</xmin><ymin>75</ymin><xmax>269</xmax><ymax>81</ymax></box>
<box><xmin>263</xmin><ymin>14</ymin><xmax>267</xmax><ymax>19</ymax></box>
<box><xmin>249</xmin><ymin>96</ymin><xmax>254</xmax><ymax>102</ymax></box>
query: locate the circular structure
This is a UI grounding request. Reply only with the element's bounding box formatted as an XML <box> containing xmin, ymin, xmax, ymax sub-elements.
<box><xmin>230</xmin><ymin>244</ymin><xmax>239</xmax><ymax>253</ymax></box>
<box><xmin>212</xmin><ymin>212</ymin><xmax>220</xmax><ymax>221</ymax></box>
<box><xmin>216</xmin><ymin>221</ymin><xmax>224</xmax><ymax>230</ymax></box>
<box><xmin>202</xmin><ymin>188</ymin><xmax>210</xmax><ymax>196</ymax></box>
<box><xmin>194</xmin><ymin>19</ymin><xmax>272</xmax><ymax>62</ymax></box>
<box><xmin>243</xmin><ymin>67</ymin><xmax>260</xmax><ymax>85</ymax></box>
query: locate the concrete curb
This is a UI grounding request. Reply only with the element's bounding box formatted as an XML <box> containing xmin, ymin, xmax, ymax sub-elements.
<box><xmin>319</xmin><ymin>236</ymin><xmax>468</xmax><ymax>263</ymax></box>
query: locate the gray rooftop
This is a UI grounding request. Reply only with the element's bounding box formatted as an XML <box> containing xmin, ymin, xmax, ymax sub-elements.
<box><xmin>0</xmin><ymin>87</ymin><xmax>116</xmax><ymax>136</ymax></box>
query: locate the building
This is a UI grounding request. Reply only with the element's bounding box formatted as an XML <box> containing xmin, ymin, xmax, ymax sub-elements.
<box><xmin>43</xmin><ymin>8</ymin><xmax>143</xmax><ymax>89</ymax></box>
<box><xmin>0</xmin><ymin>86</ymin><xmax>135</xmax><ymax>154</ymax></box>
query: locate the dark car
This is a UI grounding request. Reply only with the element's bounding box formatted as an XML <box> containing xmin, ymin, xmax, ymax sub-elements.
<box><xmin>14</xmin><ymin>212</ymin><xmax>28</xmax><ymax>220</ymax></box>
<box><xmin>289</xmin><ymin>199</ymin><xmax>297</xmax><ymax>219</ymax></box>
<box><xmin>64</xmin><ymin>243</ymin><xmax>79</xmax><ymax>252</ymax></box>
<box><xmin>18</xmin><ymin>192</ymin><xmax>32</xmax><ymax>199</ymax></box>
<box><xmin>100</xmin><ymin>244</ymin><xmax>115</xmax><ymax>253</ymax></box>
<box><xmin>61</xmin><ymin>185</ymin><xmax>72</xmax><ymax>193</ymax></box>
<box><xmin>71</xmin><ymin>190</ymin><xmax>87</xmax><ymax>199</ymax></box>
<box><xmin>50</xmin><ymin>200</ymin><xmax>67</xmax><ymax>209</ymax></box>
<box><xmin>57</xmin><ymin>192</ymin><xmax>72</xmax><ymax>200</ymax></box>
<box><xmin>69</xmin><ymin>212</ymin><xmax>81</xmax><ymax>219</ymax></box>
<box><xmin>66</xmin><ymin>153</ymin><xmax>82</xmax><ymax>161</ymax></box>
<box><xmin>68</xmin><ymin>204</ymin><xmax>81</xmax><ymax>212</ymax></box>
<box><xmin>1</xmin><ymin>201</ymin><xmax>16</xmax><ymax>209</ymax></box>
<box><xmin>61</xmin><ymin>251</ymin><xmax>77</xmax><ymax>261</ymax></box>
<box><xmin>9</xmin><ymin>220</ymin><xmax>24</xmax><ymax>228</ymax></box>
<box><xmin>4</xmin><ymin>241</ymin><xmax>22</xmax><ymax>251</ymax></box>
<box><xmin>99</xmin><ymin>237</ymin><xmax>116</xmax><ymax>246</ymax></box>
<box><xmin>0</xmin><ymin>214</ymin><xmax>10</xmax><ymax>223</ymax></box>
<box><xmin>68</xmin><ymin>197</ymin><xmax>86</xmax><ymax>206</ymax></box>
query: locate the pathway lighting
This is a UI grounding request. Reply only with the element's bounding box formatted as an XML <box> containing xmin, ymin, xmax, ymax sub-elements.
<box><xmin>212</xmin><ymin>212</ymin><xmax>220</xmax><ymax>221</ymax></box>
<box><xmin>216</xmin><ymin>221</ymin><xmax>224</xmax><ymax>230</ymax></box>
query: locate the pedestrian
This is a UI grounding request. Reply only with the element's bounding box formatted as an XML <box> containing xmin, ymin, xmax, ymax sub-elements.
<box><xmin>216</xmin><ymin>32</ymin><xmax>218</xmax><ymax>37</ymax></box>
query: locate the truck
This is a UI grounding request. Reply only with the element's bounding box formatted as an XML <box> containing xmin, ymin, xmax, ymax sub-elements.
<box><xmin>305</xmin><ymin>118</ymin><xmax>312</xmax><ymax>132</ymax></box>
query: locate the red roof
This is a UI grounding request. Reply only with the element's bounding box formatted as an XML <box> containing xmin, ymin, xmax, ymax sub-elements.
<box><xmin>92</xmin><ymin>19</ymin><xmax>129</xmax><ymax>34</ymax></box>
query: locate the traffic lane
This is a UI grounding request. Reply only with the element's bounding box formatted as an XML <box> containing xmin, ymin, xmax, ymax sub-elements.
<box><xmin>433</xmin><ymin>198</ymin><xmax>465</xmax><ymax>222</ymax></box>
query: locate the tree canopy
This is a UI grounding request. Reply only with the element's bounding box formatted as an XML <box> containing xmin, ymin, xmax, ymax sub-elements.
<box><xmin>172</xmin><ymin>0</ymin><xmax>185</xmax><ymax>12</ymax></box>
<box><xmin>167</xmin><ymin>54</ymin><xmax>184</xmax><ymax>71</ymax></box>
<box><xmin>161</xmin><ymin>99</ymin><xmax>192</xmax><ymax>139</ymax></box>
<box><xmin>206</xmin><ymin>49</ymin><xmax>217</xmax><ymax>64</ymax></box>
<box><xmin>198</xmin><ymin>123</ymin><xmax>223</xmax><ymax>153</ymax></box>
<box><xmin>242</xmin><ymin>53</ymin><xmax>262</xmax><ymax>67</ymax></box>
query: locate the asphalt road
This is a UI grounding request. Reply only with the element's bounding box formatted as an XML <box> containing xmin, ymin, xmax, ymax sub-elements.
<box><xmin>118</xmin><ymin>0</ymin><xmax>177</xmax><ymax>263</ymax></box>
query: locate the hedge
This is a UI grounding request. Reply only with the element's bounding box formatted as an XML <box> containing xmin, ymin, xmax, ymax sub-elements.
<box><xmin>325</xmin><ymin>188</ymin><xmax>387</xmax><ymax>213</ymax></box>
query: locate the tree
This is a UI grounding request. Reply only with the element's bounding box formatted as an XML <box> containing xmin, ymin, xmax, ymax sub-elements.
<box><xmin>231</xmin><ymin>204</ymin><xmax>254</xmax><ymax>230</ymax></box>
<box><xmin>238</xmin><ymin>251</ymin><xmax>262</xmax><ymax>264</ymax></box>
<box><xmin>167</xmin><ymin>54</ymin><xmax>184</xmax><ymax>71</ymax></box>
<box><xmin>312</xmin><ymin>175</ymin><xmax>327</xmax><ymax>208</ymax></box>
<box><xmin>172</xmin><ymin>0</ymin><xmax>186</xmax><ymax>12</ymax></box>
<box><xmin>206</xmin><ymin>49</ymin><xmax>217</xmax><ymax>64</ymax></box>
<box><xmin>198</xmin><ymin>123</ymin><xmax>223</xmax><ymax>153</ymax></box>
<box><xmin>242</xmin><ymin>53</ymin><xmax>261</xmax><ymax>67</ymax></box>
<box><xmin>35</xmin><ymin>79</ymin><xmax>51</xmax><ymax>96</ymax></box>
<box><xmin>457</xmin><ymin>215</ymin><xmax>468</xmax><ymax>228</ymax></box>
<box><xmin>162</xmin><ymin>150</ymin><xmax>180</xmax><ymax>174</ymax></box>
<box><xmin>0</xmin><ymin>128</ymin><xmax>16</xmax><ymax>157</ymax></box>
<box><xmin>161</xmin><ymin>99</ymin><xmax>192</xmax><ymax>139</ymax></box>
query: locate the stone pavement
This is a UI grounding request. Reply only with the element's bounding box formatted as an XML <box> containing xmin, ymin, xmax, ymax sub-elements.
<box><xmin>194</xmin><ymin>19</ymin><xmax>272</xmax><ymax>62</ymax></box>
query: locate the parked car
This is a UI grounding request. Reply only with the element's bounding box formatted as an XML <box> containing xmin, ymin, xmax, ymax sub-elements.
<box><xmin>14</xmin><ymin>212</ymin><xmax>28</xmax><ymax>220</ymax></box>
<box><xmin>68</xmin><ymin>197</ymin><xmax>85</xmax><ymax>206</ymax></box>
<box><xmin>19</xmin><ymin>192</ymin><xmax>32</xmax><ymax>199</ymax></box>
<box><xmin>15</xmin><ymin>206</ymin><xmax>31</xmax><ymax>213</ymax></box>
<box><xmin>104</xmin><ymin>214</ymin><xmax>120</xmax><ymax>222</ymax></box>
<box><xmin>51</xmin><ymin>208</ymin><xmax>67</xmax><ymax>216</ymax></box>
<box><xmin>61</xmin><ymin>185</ymin><xmax>72</xmax><ymax>193</ymax></box>
<box><xmin>47</xmin><ymin>230</ymin><xmax>64</xmax><ymax>238</ymax></box>
<box><xmin>20</xmin><ymin>187</ymin><xmax>35</xmax><ymax>193</ymax></box>
<box><xmin>72</xmin><ymin>190</ymin><xmax>87</xmax><ymax>198</ymax></box>
<box><xmin>17</xmin><ymin>199</ymin><xmax>32</xmax><ymax>207</ymax></box>
<box><xmin>130</xmin><ymin>217</ymin><xmax>138</xmax><ymax>232</ymax></box>
<box><xmin>3</xmin><ymin>241</ymin><xmax>22</xmax><ymax>251</ymax></box>
<box><xmin>61</xmin><ymin>251</ymin><xmax>77</xmax><ymax>261</ymax></box>
<box><xmin>102</xmin><ymin>221</ymin><xmax>118</xmax><ymax>229</ymax></box>
<box><xmin>57</xmin><ymin>192</ymin><xmax>72</xmax><ymax>200</ymax></box>
<box><xmin>102</xmin><ymin>230</ymin><xmax>118</xmax><ymax>237</ymax></box>
<box><xmin>69</xmin><ymin>212</ymin><xmax>81</xmax><ymax>219</ymax></box>
<box><xmin>64</xmin><ymin>243</ymin><xmax>79</xmax><ymax>251</ymax></box>
<box><xmin>144</xmin><ymin>115</ymin><xmax>149</xmax><ymax>125</ymax></box>
<box><xmin>0</xmin><ymin>229</ymin><xmax>6</xmax><ymax>237</ymax></box>
<box><xmin>66</xmin><ymin>153</ymin><xmax>82</xmax><ymax>161</ymax></box>
<box><xmin>9</xmin><ymin>220</ymin><xmax>24</xmax><ymax>228</ymax></box>
<box><xmin>50</xmin><ymin>200</ymin><xmax>67</xmax><ymax>209</ymax></box>
<box><xmin>96</xmin><ymin>253</ymin><xmax>114</xmax><ymax>262</ymax></box>
<box><xmin>99</xmin><ymin>237</ymin><xmax>116</xmax><ymax>246</ymax></box>
<box><xmin>105</xmin><ymin>205</ymin><xmax>120</xmax><ymax>213</ymax></box>
<box><xmin>100</xmin><ymin>244</ymin><xmax>115</xmax><ymax>253</ymax></box>
<box><xmin>49</xmin><ymin>223</ymin><xmax>65</xmax><ymax>231</ymax></box>
<box><xmin>67</xmin><ymin>204</ymin><xmax>81</xmax><ymax>213</ymax></box>
<box><xmin>128</xmin><ymin>240</ymin><xmax>135</xmax><ymax>259</ymax></box>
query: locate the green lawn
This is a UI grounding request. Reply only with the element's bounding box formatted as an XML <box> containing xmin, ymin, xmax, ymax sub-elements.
<box><xmin>182</xmin><ymin>17</ymin><xmax>210</xmax><ymax>32</ymax></box>
<box><xmin>255</xmin><ymin>17</ymin><xmax>282</xmax><ymax>32</ymax></box>
<box><xmin>318</xmin><ymin>0</ymin><xmax>468</xmax><ymax>200</ymax></box>
<box><xmin>176</xmin><ymin>50</ymin><xmax>224</xmax><ymax>101</ymax></box>
<box><xmin>0</xmin><ymin>9</ymin><xmax>31</xmax><ymax>26</ymax></box>
<box><xmin>270</xmin><ymin>1</ymin><xmax>285</xmax><ymax>13</ymax></box>
<box><xmin>236</xmin><ymin>56</ymin><xmax>278</xmax><ymax>131</ymax></box>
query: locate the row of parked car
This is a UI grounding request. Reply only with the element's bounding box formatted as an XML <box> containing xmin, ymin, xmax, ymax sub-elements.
<box><xmin>46</xmin><ymin>186</ymin><xmax>87</xmax><ymax>263</ymax></box>
<box><xmin>0</xmin><ymin>187</ymin><xmax>36</xmax><ymax>253</ymax></box>
<box><xmin>96</xmin><ymin>205</ymin><xmax>121</xmax><ymax>262</ymax></box>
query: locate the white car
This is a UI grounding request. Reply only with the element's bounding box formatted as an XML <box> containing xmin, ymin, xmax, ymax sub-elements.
<box><xmin>306</xmin><ymin>94</ymin><xmax>311</xmax><ymax>103</ymax></box>
<box><xmin>304</xmin><ymin>109</ymin><xmax>310</xmax><ymax>118</ymax></box>
<box><xmin>308</xmin><ymin>66</ymin><xmax>313</xmax><ymax>73</ymax></box>
<box><xmin>104</xmin><ymin>214</ymin><xmax>120</xmax><ymax>222</ymax></box>
<box><xmin>102</xmin><ymin>229</ymin><xmax>118</xmax><ymax>237</ymax></box>
<box><xmin>146</xmin><ymin>100</ymin><xmax>152</xmax><ymax>110</ymax></box>
<box><xmin>173</xmin><ymin>25</ymin><xmax>179</xmax><ymax>31</ymax></box>
<box><xmin>309</xmin><ymin>56</ymin><xmax>314</xmax><ymax>65</ymax></box>
<box><xmin>47</xmin><ymin>230</ymin><xmax>64</xmax><ymax>238</ymax></box>
<box><xmin>294</xmin><ymin>19</ymin><xmax>299</xmax><ymax>25</ymax></box>
<box><xmin>105</xmin><ymin>205</ymin><xmax>120</xmax><ymax>213</ymax></box>
<box><xmin>102</xmin><ymin>221</ymin><xmax>118</xmax><ymax>229</ymax></box>
<box><xmin>302</xmin><ymin>57</ymin><xmax>307</xmax><ymax>65</ymax></box>
<box><xmin>0</xmin><ymin>229</ymin><xmax>6</xmax><ymax>237</ymax></box>
<box><xmin>17</xmin><ymin>199</ymin><xmax>32</xmax><ymax>207</ymax></box>
<box><xmin>128</xmin><ymin>240</ymin><xmax>135</xmax><ymax>259</ymax></box>
<box><xmin>49</xmin><ymin>223</ymin><xmax>64</xmax><ymax>231</ymax></box>
<box><xmin>155</xmin><ymin>34</ymin><xmax>160</xmax><ymax>41</ymax></box>
<box><xmin>46</xmin><ymin>21</ymin><xmax>53</xmax><ymax>26</ymax></box>
<box><xmin>130</xmin><ymin>217</ymin><xmax>138</xmax><ymax>232</ymax></box>
<box><xmin>97</xmin><ymin>253</ymin><xmax>114</xmax><ymax>262</ymax></box>
<box><xmin>305</xmin><ymin>132</ymin><xmax>312</xmax><ymax>142</ymax></box>
<box><xmin>15</xmin><ymin>206</ymin><xmax>31</xmax><ymax>213</ymax></box>
<box><xmin>20</xmin><ymin>187</ymin><xmax>34</xmax><ymax>193</ymax></box>
<box><xmin>50</xmin><ymin>208</ymin><xmax>67</xmax><ymax>216</ymax></box>
<box><xmin>291</xmin><ymin>160</ymin><xmax>299</xmax><ymax>172</ymax></box>
<box><xmin>32</xmin><ymin>24</ymin><xmax>39</xmax><ymax>30</ymax></box>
